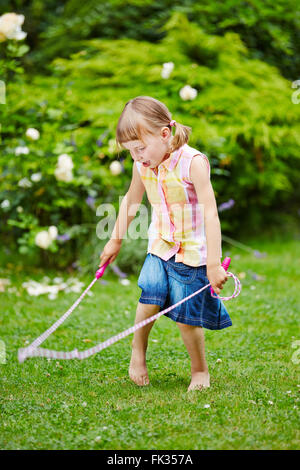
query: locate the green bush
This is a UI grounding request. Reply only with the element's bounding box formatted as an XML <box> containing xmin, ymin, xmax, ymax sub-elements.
<box><xmin>1</xmin><ymin>12</ymin><xmax>299</xmax><ymax>272</ymax></box>
<box><xmin>4</xmin><ymin>0</ymin><xmax>299</xmax><ymax>81</ymax></box>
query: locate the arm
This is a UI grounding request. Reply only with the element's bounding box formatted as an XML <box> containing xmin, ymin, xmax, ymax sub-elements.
<box><xmin>190</xmin><ymin>155</ymin><xmax>227</xmax><ymax>294</ymax></box>
<box><xmin>110</xmin><ymin>161</ymin><xmax>145</xmax><ymax>241</ymax></box>
<box><xmin>99</xmin><ymin>162</ymin><xmax>145</xmax><ymax>266</ymax></box>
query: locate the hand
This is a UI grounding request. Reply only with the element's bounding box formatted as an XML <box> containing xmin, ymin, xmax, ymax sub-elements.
<box><xmin>207</xmin><ymin>264</ymin><xmax>228</xmax><ymax>295</ymax></box>
<box><xmin>99</xmin><ymin>239</ymin><xmax>122</xmax><ymax>268</ymax></box>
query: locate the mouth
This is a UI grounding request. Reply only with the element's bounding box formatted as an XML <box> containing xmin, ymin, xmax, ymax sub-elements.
<box><xmin>142</xmin><ymin>161</ymin><xmax>150</xmax><ymax>167</ymax></box>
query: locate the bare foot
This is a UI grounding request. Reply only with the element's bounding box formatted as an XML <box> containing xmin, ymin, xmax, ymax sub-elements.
<box><xmin>129</xmin><ymin>351</ymin><xmax>150</xmax><ymax>386</ymax></box>
<box><xmin>188</xmin><ymin>371</ymin><xmax>210</xmax><ymax>392</ymax></box>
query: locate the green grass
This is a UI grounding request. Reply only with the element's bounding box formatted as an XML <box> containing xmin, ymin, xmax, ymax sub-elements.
<box><xmin>0</xmin><ymin>233</ymin><xmax>300</xmax><ymax>450</ymax></box>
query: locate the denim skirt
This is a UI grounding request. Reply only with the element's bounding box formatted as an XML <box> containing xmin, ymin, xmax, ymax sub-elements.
<box><xmin>137</xmin><ymin>253</ymin><xmax>232</xmax><ymax>330</ymax></box>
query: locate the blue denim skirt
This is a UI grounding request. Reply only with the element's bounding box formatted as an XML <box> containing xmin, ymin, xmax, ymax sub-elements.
<box><xmin>137</xmin><ymin>253</ymin><xmax>232</xmax><ymax>330</ymax></box>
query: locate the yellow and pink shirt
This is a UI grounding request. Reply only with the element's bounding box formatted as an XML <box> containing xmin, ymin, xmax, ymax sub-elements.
<box><xmin>136</xmin><ymin>143</ymin><xmax>221</xmax><ymax>267</ymax></box>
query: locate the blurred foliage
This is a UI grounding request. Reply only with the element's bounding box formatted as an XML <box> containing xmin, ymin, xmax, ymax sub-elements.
<box><xmin>1</xmin><ymin>11</ymin><xmax>299</xmax><ymax>272</ymax></box>
<box><xmin>2</xmin><ymin>0</ymin><xmax>299</xmax><ymax>81</ymax></box>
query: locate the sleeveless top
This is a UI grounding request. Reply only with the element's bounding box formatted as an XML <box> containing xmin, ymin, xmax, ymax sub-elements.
<box><xmin>136</xmin><ymin>143</ymin><xmax>222</xmax><ymax>267</ymax></box>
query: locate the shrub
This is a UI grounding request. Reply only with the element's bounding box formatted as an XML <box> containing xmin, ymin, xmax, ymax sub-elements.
<box><xmin>1</xmin><ymin>12</ymin><xmax>299</xmax><ymax>272</ymax></box>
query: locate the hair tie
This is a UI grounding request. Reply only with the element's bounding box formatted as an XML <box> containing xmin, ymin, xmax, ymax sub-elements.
<box><xmin>169</xmin><ymin>120</ymin><xmax>176</xmax><ymax>127</ymax></box>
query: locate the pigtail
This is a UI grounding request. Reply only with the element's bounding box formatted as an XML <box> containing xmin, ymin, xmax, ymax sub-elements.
<box><xmin>169</xmin><ymin>122</ymin><xmax>192</xmax><ymax>153</ymax></box>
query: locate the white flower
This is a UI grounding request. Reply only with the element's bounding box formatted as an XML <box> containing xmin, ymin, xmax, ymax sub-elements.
<box><xmin>15</xmin><ymin>146</ymin><xmax>29</xmax><ymax>156</ymax></box>
<box><xmin>179</xmin><ymin>85</ymin><xmax>198</xmax><ymax>101</ymax></box>
<box><xmin>57</xmin><ymin>154</ymin><xmax>74</xmax><ymax>171</ymax></box>
<box><xmin>22</xmin><ymin>276</ymin><xmax>87</xmax><ymax>297</ymax></box>
<box><xmin>35</xmin><ymin>226</ymin><xmax>58</xmax><ymax>249</ymax></box>
<box><xmin>17</xmin><ymin>206</ymin><xmax>23</xmax><ymax>213</ymax></box>
<box><xmin>286</xmin><ymin>390</ymin><xmax>292</xmax><ymax>394</ymax></box>
<box><xmin>31</xmin><ymin>172</ymin><xmax>42</xmax><ymax>182</ymax></box>
<box><xmin>95</xmin><ymin>436</ymin><xmax>101</xmax><ymax>442</ymax></box>
<box><xmin>82</xmin><ymin>402</ymin><xmax>87</xmax><ymax>407</ymax></box>
<box><xmin>35</xmin><ymin>231</ymin><xmax>52</xmax><ymax>250</ymax></box>
<box><xmin>48</xmin><ymin>226</ymin><xmax>58</xmax><ymax>241</ymax></box>
<box><xmin>22</xmin><ymin>279</ymin><xmax>65</xmax><ymax>296</ymax></box>
<box><xmin>26</xmin><ymin>128</ymin><xmax>40</xmax><ymax>140</ymax></box>
<box><xmin>109</xmin><ymin>160</ymin><xmax>122</xmax><ymax>175</ymax></box>
<box><xmin>1</xmin><ymin>199</ymin><xmax>10</xmax><ymax>208</ymax></box>
<box><xmin>203</xmin><ymin>404</ymin><xmax>210</xmax><ymax>409</ymax></box>
<box><xmin>161</xmin><ymin>70</ymin><xmax>171</xmax><ymax>79</ymax></box>
<box><xmin>48</xmin><ymin>293</ymin><xmax>57</xmax><ymax>300</ymax></box>
<box><xmin>54</xmin><ymin>154</ymin><xmax>74</xmax><ymax>182</ymax></box>
<box><xmin>54</xmin><ymin>167</ymin><xmax>73</xmax><ymax>182</ymax></box>
<box><xmin>268</xmin><ymin>401</ymin><xmax>274</xmax><ymax>405</ymax></box>
<box><xmin>68</xmin><ymin>281</ymin><xmax>85</xmax><ymax>293</ymax></box>
<box><xmin>0</xmin><ymin>278</ymin><xmax>11</xmax><ymax>292</ymax></box>
<box><xmin>22</xmin><ymin>281</ymin><xmax>47</xmax><ymax>296</ymax></box>
<box><xmin>64</xmin><ymin>277</ymin><xmax>85</xmax><ymax>293</ymax></box>
<box><xmin>120</xmin><ymin>278</ymin><xmax>130</xmax><ymax>286</ymax></box>
<box><xmin>0</xmin><ymin>13</ymin><xmax>27</xmax><ymax>41</ymax></box>
<box><xmin>18</xmin><ymin>177</ymin><xmax>32</xmax><ymax>188</ymax></box>
<box><xmin>161</xmin><ymin>62</ymin><xmax>174</xmax><ymax>79</ymax></box>
<box><xmin>216</xmin><ymin>358</ymin><xmax>222</xmax><ymax>363</ymax></box>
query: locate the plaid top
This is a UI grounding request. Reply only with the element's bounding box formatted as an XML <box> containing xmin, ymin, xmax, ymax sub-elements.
<box><xmin>136</xmin><ymin>143</ymin><xmax>221</xmax><ymax>267</ymax></box>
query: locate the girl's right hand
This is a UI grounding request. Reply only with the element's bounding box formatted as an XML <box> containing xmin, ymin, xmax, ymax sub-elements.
<box><xmin>99</xmin><ymin>239</ymin><xmax>122</xmax><ymax>268</ymax></box>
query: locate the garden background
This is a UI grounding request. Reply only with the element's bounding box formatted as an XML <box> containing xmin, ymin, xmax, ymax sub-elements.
<box><xmin>0</xmin><ymin>0</ymin><xmax>299</xmax><ymax>450</ymax></box>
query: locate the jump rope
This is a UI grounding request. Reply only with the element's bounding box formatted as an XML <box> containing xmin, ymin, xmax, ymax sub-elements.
<box><xmin>18</xmin><ymin>257</ymin><xmax>241</xmax><ymax>363</ymax></box>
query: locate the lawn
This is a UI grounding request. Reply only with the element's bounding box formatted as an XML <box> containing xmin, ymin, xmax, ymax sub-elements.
<box><xmin>0</xmin><ymin>232</ymin><xmax>299</xmax><ymax>450</ymax></box>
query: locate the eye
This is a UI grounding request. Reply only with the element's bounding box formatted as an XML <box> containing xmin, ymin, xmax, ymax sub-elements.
<box><xmin>138</xmin><ymin>147</ymin><xmax>145</xmax><ymax>151</ymax></box>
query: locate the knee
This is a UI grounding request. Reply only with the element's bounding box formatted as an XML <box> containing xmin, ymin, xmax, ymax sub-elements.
<box><xmin>138</xmin><ymin>302</ymin><xmax>161</xmax><ymax>316</ymax></box>
<box><xmin>176</xmin><ymin>322</ymin><xmax>191</xmax><ymax>332</ymax></box>
<box><xmin>176</xmin><ymin>322</ymin><xmax>202</xmax><ymax>331</ymax></box>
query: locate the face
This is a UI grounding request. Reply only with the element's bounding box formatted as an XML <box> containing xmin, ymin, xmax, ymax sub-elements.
<box><xmin>122</xmin><ymin>127</ymin><xmax>172</xmax><ymax>169</ymax></box>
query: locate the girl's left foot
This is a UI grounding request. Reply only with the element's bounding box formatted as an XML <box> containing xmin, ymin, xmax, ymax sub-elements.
<box><xmin>188</xmin><ymin>371</ymin><xmax>210</xmax><ymax>391</ymax></box>
<box><xmin>129</xmin><ymin>350</ymin><xmax>150</xmax><ymax>386</ymax></box>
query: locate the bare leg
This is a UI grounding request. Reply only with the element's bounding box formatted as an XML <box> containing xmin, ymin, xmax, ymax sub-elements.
<box><xmin>129</xmin><ymin>302</ymin><xmax>161</xmax><ymax>386</ymax></box>
<box><xmin>176</xmin><ymin>323</ymin><xmax>210</xmax><ymax>391</ymax></box>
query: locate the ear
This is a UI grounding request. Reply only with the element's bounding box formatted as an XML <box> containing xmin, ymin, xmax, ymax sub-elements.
<box><xmin>161</xmin><ymin>126</ymin><xmax>171</xmax><ymax>139</ymax></box>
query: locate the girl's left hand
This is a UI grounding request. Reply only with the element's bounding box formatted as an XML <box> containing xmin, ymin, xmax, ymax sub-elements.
<box><xmin>207</xmin><ymin>264</ymin><xmax>228</xmax><ymax>295</ymax></box>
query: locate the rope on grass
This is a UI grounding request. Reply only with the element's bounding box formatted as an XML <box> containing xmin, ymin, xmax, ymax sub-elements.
<box><xmin>18</xmin><ymin>271</ymin><xmax>241</xmax><ymax>362</ymax></box>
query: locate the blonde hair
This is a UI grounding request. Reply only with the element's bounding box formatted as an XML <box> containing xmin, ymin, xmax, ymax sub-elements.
<box><xmin>116</xmin><ymin>96</ymin><xmax>192</xmax><ymax>154</ymax></box>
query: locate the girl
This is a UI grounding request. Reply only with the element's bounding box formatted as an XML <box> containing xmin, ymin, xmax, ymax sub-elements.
<box><xmin>99</xmin><ymin>96</ymin><xmax>232</xmax><ymax>391</ymax></box>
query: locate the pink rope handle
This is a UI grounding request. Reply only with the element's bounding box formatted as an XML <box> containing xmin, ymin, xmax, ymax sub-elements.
<box><xmin>18</xmin><ymin>259</ymin><xmax>241</xmax><ymax>362</ymax></box>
